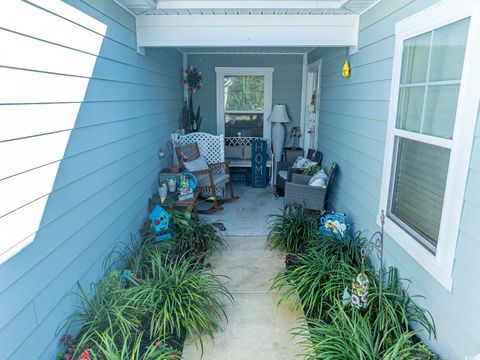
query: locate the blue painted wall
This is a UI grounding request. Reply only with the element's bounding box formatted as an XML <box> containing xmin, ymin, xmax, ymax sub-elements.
<box><xmin>310</xmin><ymin>0</ymin><xmax>480</xmax><ymax>358</ymax></box>
<box><xmin>187</xmin><ymin>53</ymin><xmax>303</xmax><ymax>141</ymax></box>
<box><xmin>0</xmin><ymin>1</ymin><xmax>183</xmax><ymax>359</ymax></box>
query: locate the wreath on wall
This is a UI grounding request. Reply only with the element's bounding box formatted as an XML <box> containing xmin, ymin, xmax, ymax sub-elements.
<box><xmin>183</xmin><ymin>66</ymin><xmax>203</xmax><ymax>94</ymax></box>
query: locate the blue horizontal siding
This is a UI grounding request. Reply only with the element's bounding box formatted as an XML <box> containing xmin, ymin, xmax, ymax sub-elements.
<box><xmin>187</xmin><ymin>53</ymin><xmax>304</xmax><ymax>138</ymax></box>
<box><xmin>0</xmin><ymin>0</ymin><xmax>183</xmax><ymax>359</ymax></box>
<box><xmin>311</xmin><ymin>0</ymin><xmax>480</xmax><ymax>358</ymax></box>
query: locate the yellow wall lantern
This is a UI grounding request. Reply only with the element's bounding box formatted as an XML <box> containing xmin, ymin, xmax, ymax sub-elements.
<box><xmin>342</xmin><ymin>59</ymin><xmax>351</xmax><ymax>78</ymax></box>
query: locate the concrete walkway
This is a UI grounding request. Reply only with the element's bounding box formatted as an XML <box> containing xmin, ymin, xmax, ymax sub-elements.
<box><xmin>182</xmin><ymin>236</ymin><xmax>305</xmax><ymax>360</ymax></box>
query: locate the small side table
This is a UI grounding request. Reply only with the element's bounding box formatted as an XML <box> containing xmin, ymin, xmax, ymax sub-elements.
<box><xmin>149</xmin><ymin>189</ymin><xmax>200</xmax><ymax>216</ymax></box>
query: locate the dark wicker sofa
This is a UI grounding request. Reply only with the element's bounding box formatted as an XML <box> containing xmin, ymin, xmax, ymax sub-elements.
<box><xmin>275</xmin><ymin>149</ymin><xmax>323</xmax><ymax>196</ymax></box>
<box><xmin>284</xmin><ymin>162</ymin><xmax>337</xmax><ymax>211</ymax></box>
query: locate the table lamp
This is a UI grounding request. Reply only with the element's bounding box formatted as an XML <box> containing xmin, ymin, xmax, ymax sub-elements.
<box><xmin>268</xmin><ymin>104</ymin><xmax>290</xmax><ymax>168</ymax></box>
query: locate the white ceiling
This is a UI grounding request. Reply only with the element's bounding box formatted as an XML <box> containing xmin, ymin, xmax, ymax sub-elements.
<box><xmin>117</xmin><ymin>0</ymin><xmax>379</xmax><ymax>16</ymax></box>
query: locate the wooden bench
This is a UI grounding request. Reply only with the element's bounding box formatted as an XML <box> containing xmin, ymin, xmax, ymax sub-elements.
<box><xmin>224</xmin><ymin>137</ymin><xmax>273</xmax><ymax>185</ymax></box>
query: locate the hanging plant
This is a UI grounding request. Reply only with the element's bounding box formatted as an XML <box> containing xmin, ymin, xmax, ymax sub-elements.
<box><xmin>183</xmin><ymin>65</ymin><xmax>203</xmax><ymax>94</ymax></box>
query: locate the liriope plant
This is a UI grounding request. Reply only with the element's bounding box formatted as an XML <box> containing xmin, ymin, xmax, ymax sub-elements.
<box><xmin>125</xmin><ymin>250</ymin><xmax>233</xmax><ymax>352</ymax></box>
<box><xmin>267</xmin><ymin>206</ymin><xmax>319</xmax><ymax>253</ymax></box>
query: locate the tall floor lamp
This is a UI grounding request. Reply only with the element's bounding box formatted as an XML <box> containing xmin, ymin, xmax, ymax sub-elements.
<box><xmin>268</xmin><ymin>104</ymin><xmax>290</xmax><ymax>183</ymax></box>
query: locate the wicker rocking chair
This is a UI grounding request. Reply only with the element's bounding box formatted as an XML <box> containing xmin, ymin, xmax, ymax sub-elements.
<box><xmin>176</xmin><ymin>132</ymin><xmax>238</xmax><ymax>213</ymax></box>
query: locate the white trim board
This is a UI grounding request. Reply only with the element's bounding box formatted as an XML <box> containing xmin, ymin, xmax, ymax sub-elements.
<box><xmin>183</xmin><ymin>52</ymin><xmax>310</xmax><ymax>55</ymax></box>
<box><xmin>304</xmin><ymin>58</ymin><xmax>322</xmax><ymax>151</ymax></box>
<box><xmin>136</xmin><ymin>14</ymin><xmax>359</xmax><ymax>47</ymax></box>
<box><xmin>215</xmin><ymin>67</ymin><xmax>274</xmax><ymax>138</ymax></box>
<box><xmin>300</xmin><ymin>54</ymin><xmax>308</xmax><ymax>152</ymax></box>
<box><xmin>378</xmin><ymin>0</ymin><xmax>480</xmax><ymax>291</ymax></box>
<box><xmin>155</xmin><ymin>1</ymin><xmax>348</xmax><ymax>10</ymax></box>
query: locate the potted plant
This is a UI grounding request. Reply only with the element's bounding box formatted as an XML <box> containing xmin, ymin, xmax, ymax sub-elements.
<box><xmin>158</xmin><ymin>183</ymin><xmax>168</xmax><ymax>203</ymax></box>
<box><xmin>166</xmin><ymin>177</ymin><xmax>176</xmax><ymax>193</ymax></box>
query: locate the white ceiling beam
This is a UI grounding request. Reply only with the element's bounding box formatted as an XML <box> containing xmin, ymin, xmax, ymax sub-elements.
<box><xmin>136</xmin><ymin>14</ymin><xmax>359</xmax><ymax>47</ymax></box>
<box><xmin>155</xmin><ymin>0</ymin><xmax>348</xmax><ymax>10</ymax></box>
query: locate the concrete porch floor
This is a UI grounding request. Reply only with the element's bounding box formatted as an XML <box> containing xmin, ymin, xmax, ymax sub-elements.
<box><xmin>197</xmin><ymin>183</ymin><xmax>283</xmax><ymax>236</ymax></box>
<box><xmin>183</xmin><ymin>185</ymin><xmax>305</xmax><ymax>359</ymax></box>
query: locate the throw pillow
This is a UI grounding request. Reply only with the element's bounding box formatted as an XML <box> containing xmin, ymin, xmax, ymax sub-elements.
<box><xmin>308</xmin><ymin>169</ymin><xmax>328</xmax><ymax>187</ymax></box>
<box><xmin>184</xmin><ymin>157</ymin><xmax>208</xmax><ymax>172</ymax></box>
<box><xmin>292</xmin><ymin>156</ymin><xmax>318</xmax><ymax>169</ymax></box>
<box><xmin>243</xmin><ymin>145</ymin><xmax>252</xmax><ymax>159</ymax></box>
<box><xmin>225</xmin><ymin>145</ymin><xmax>243</xmax><ymax>159</ymax></box>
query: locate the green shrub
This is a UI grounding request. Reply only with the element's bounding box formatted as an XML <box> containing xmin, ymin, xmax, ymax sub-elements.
<box><xmin>106</xmin><ymin>231</ymin><xmax>178</xmax><ymax>279</ymax></box>
<box><xmin>362</xmin><ymin>267</ymin><xmax>436</xmax><ymax>342</ymax></box>
<box><xmin>272</xmin><ymin>249</ymin><xmax>360</xmax><ymax>318</ymax></box>
<box><xmin>90</xmin><ymin>331</ymin><xmax>181</xmax><ymax>360</ymax></box>
<box><xmin>271</xmin><ymin>232</ymin><xmax>368</xmax><ymax>318</ymax></box>
<box><xmin>268</xmin><ymin>226</ymin><xmax>437</xmax><ymax>358</ymax></box>
<box><xmin>288</xmin><ymin>265</ymin><xmax>436</xmax><ymax>359</ymax></box>
<box><xmin>65</xmin><ymin>271</ymin><xmax>142</xmax><ymax>350</ymax></box>
<box><xmin>125</xmin><ymin>249</ymin><xmax>233</xmax><ymax>351</ymax></box>
<box><xmin>308</xmin><ymin>231</ymin><xmax>367</xmax><ymax>268</ymax></box>
<box><xmin>170</xmin><ymin>210</ymin><xmax>227</xmax><ymax>257</ymax></box>
<box><xmin>296</xmin><ymin>304</ymin><xmax>426</xmax><ymax>360</ymax></box>
<box><xmin>267</xmin><ymin>206</ymin><xmax>319</xmax><ymax>253</ymax></box>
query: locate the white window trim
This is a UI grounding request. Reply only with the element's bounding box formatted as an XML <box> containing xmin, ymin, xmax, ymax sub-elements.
<box><xmin>215</xmin><ymin>67</ymin><xmax>274</xmax><ymax>138</ymax></box>
<box><xmin>379</xmin><ymin>0</ymin><xmax>480</xmax><ymax>291</ymax></box>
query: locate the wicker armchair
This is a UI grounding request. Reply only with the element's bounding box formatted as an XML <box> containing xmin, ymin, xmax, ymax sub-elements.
<box><xmin>284</xmin><ymin>162</ymin><xmax>337</xmax><ymax>212</ymax></box>
<box><xmin>276</xmin><ymin>149</ymin><xmax>323</xmax><ymax>196</ymax></box>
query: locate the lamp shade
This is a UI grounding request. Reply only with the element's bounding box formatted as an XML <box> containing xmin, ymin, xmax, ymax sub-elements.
<box><xmin>268</xmin><ymin>104</ymin><xmax>290</xmax><ymax>123</ymax></box>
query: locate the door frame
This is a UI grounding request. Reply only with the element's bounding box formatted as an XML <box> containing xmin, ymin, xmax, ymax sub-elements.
<box><xmin>301</xmin><ymin>59</ymin><xmax>322</xmax><ymax>151</ymax></box>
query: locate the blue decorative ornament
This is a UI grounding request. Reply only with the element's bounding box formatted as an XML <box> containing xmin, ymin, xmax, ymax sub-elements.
<box><xmin>320</xmin><ymin>211</ymin><xmax>348</xmax><ymax>239</ymax></box>
<box><xmin>148</xmin><ymin>205</ymin><xmax>172</xmax><ymax>242</ymax></box>
<box><xmin>120</xmin><ymin>269</ymin><xmax>133</xmax><ymax>282</ymax></box>
<box><xmin>182</xmin><ymin>172</ymin><xmax>197</xmax><ymax>190</ymax></box>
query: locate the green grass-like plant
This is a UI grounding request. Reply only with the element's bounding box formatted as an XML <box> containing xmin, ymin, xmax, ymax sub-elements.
<box><xmin>90</xmin><ymin>331</ymin><xmax>181</xmax><ymax>360</ymax></box>
<box><xmin>271</xmin><ymin>232</ymin><xmax>368</xmax><ymax>318</ymax></box>
<box><xmin>268</xmin><ymin>228</ymin><xmax>437</xmax><ymax>358</ymax></box>
<box><xmin>272</xmin><ymin>249</ymin><xmax>360</xmax><ymax>318</ymax></box>
<box><xmin>65</xmin><ymin>271</ymin><xmax>142</xmax><ymax>350</ymax></box>
<box><xmin>105</xmin><ymin>229</ymin><xmax>179</xmax><ymax>279</ymax></box>
<box><xmin>308</xmin><ymin>231</ymin><xmax>367</xmax><ymax>268</ymax></box>
<box><xmin>296</xmin><ymin>304</ymin><xmax>426</xmax><ymax>360</ymax></box>
<box><xmin>171</xmin><ymin>210</ymin><xmax>227</xmax><ymax>257</ymax></box>
<box><xmin>267</xmin><ymin>206</ymin><xmax>319</xmax><ymax>253</ymax></box>
<box><xmin>287</xmin><ymin>264</ymin><xmax>436</xmax><ymax>358</ymax></box>
<box><xmin>362</xmin><ymin>267</ymin><xmax>436</xmax><ymax>341</ymax></box>
<box><xmin>125</xmin><ymin>249</ymin><xmax>233</xmax><ymax>351</ymax></box>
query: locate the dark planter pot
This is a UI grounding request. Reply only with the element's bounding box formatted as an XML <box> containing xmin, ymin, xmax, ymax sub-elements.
<box><xmin>167</xmin><ymin>326</ymin><xmax>187</xmax><ymax>351</ymax></box>
<box><xmin>285</xmin><ymin>253</ymin><xmax>299</xmax><ymax>269</ymax></box>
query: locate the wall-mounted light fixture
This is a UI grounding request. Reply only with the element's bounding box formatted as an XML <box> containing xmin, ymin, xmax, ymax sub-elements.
<box><xmin>158</xmin><ymin>147</ymin><xmax>165</xmax><ymax>159</ymax></box>
<box><xmin>342</xmin><ymin>48</ymin><xmax>351</xmax><ymax>78</ymax></box>
<box><xmin>342</xmin><ymin>59</ymin><xmax>351</xmax><ymax>78</ymax></box>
